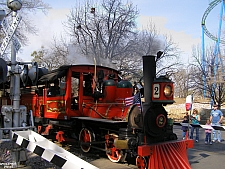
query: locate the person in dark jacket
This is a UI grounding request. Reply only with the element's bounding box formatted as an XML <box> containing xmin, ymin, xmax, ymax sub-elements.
<box><xmin>181</xmin><ymin>116</ymin><xmax>189</xmax><ymax>140</ymax></box>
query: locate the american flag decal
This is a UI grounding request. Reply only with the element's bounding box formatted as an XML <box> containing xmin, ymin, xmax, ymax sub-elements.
<box><xmin>125</xmin><ymin>96</ymin><xmax>135</xmax><ymax>106</ymax></box>
<box><xmin>125</xmin><ymin>92</ymin><xmax>142</xmax><ymax>112</ymax></box>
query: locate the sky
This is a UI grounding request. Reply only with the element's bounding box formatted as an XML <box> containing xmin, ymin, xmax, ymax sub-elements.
<box><xmin>13</xmin><ymin>0</ymin><xmax>225</xmax><ymax>65</ymax></box>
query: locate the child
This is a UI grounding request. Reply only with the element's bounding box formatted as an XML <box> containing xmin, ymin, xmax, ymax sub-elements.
<box><xmin>205</xmin><ymin>119</ymin><xmax>212</xmax><ymax>145</ymax></box>
<box><xmin>181</xmin><ymin>116</ymin><xmax>189</xmax><ymax>139</ymax></box>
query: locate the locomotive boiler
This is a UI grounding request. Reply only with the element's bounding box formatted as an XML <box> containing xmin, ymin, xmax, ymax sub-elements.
<box><xmin>0</xmin><ymin>55</ymin><xmax>193</xmax><ymax>169</ymax></box>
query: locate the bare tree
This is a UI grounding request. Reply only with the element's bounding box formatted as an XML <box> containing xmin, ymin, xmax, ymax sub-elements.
<box><xmin>0</xmin><ymin>0</ymin><xmax>51</xmax><ymax>44</ymax></box>
<box><xmin>65</xmin><ymin>0</ymin><xmax>138</xmax><ymax>64</ymax></box>
<box><xmin>189</xmin><ymin>45</ymin><xmax>225</xmax><ymax>107</ymax></box>
<box><xmin>172</xmin><ymin>68</ymin><xmax>188</xmax><ymax>98</ymax></box>
<box><xmin>156</xmin><ymin>34</ymin><xmax>181</xmax><ymax>76</ymax></box>
<box><xmin>31</xmin><ymin>46</ymin><xmax>47</xmax><ymax>66</ymax></box>
<box><xmin>31</xmin><ymin>45</ymin><xmax>65</xmax><ymax>71</ymax></box>
<box><xmin>114</xmin><ymin>22</ymin><xmax>162</xmax><ymax>80</ymax></box>
<box><xmin>0</xmin><ymin>0</ymin><xmax>51</xmax><ymax>61</ymax></box>
<box><xmin>134</xmin><ymin>22</ymin><xmax>162</xmax><ymax>56</ymax></box>
<box><xmin>50</xmin><ymin>36</ymin><xmax>70</xmax><ymax>64</ymax></box>
<box><xmin>114</xmin><ymin>23</ymin><xmax>181</xmax><ymax>81</ymax></box>
<box><xmin>32</xmin><ymin>0</ymin><xmax>180</xmax><ymax>80</ymax></box>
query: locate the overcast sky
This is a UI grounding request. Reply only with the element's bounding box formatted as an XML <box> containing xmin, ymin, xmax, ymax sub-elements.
<box><xmin>14</xmin><ymin>0</ymin><xmax>224</xmax><ymax>65</ymax></box>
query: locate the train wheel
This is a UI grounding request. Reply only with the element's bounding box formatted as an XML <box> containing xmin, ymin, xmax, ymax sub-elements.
<box><xmin>136</xmin><ymin>156</ymin><xmax>147</xmax><ymax>169</ymax></box>
<box><xmin>79</xmin><ymin>128</ymin><xmax>94</xmax><ymax>153</ymax></box>
<box><xmin>105</xmin><ymin>134</ymin><xmax>123</xmax><ymax>163</ymax></box>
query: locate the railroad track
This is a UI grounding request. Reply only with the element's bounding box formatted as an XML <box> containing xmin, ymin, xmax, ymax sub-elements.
<box><xmin>0</xmin><ymin>139</ymin><xmax>102</xmax><ymax>169</ymax></box>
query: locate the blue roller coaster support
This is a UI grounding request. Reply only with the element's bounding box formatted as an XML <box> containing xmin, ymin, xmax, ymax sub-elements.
<box><xmin>201</xmin><ymin>25</ymin><xmax>206</xmax><ymax>98</ymax></box>
<box><xmin>201</xmin><ymin>0</ymin><xmax>225</xmax><ymax>107</ymax></box>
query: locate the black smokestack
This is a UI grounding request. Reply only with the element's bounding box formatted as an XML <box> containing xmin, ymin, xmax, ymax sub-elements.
<box><xmin>142</xmin><ymin>55</ymin><xmax>156</xmax><ymax>104</ymax></box>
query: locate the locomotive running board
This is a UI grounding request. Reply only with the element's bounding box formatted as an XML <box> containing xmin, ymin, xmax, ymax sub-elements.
<box><xmin>11</xmin><ymin>130</ymin><xmax>99</xmax><ymax>169</ymax></box>
<box><xmin>72</xmin><ymin>116</ymin><xmax>127</xmax><ymax>123</ymax></box>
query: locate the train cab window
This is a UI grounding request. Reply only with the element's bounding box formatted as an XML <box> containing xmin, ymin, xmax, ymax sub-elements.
<box><xmin>71</xmin><ymin>73</ymin><xmax>80</xmax><ymax>110</ymax></box>
<box><xmin>47</xmin><ymin>77</ymin><xmax>66</xmax><ymax>97</ymax></box>
<box><xmin>83</xmin><ymin>73</ymin><xmax>93</xmax><ymax>96</ymax></box>
<box><xmin>47</xmin><ymin>80</ymin><xmax>60</xmax><ymax>97</ymax></box>
<box><xmin>59</xmin><ymin>81</ymin><xmax>66</xmax><ymax>96</ymax></box>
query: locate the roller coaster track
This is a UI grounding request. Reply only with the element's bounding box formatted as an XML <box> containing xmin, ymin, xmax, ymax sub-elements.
<box><xmin>201</xmin><ymin>0</ymin><xmax>225</xmax><ymax>44</ymax></box>
<box><xmin>201</xmin><ymin>0</ymin><xmax>225</xmax><ymax>103</ymax></box>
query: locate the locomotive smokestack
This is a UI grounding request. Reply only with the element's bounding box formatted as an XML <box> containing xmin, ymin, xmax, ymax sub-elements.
<box><xmin>142</xmin><ymin>55</ymin><xmax>156</xmax><ymax>104</ymax></box>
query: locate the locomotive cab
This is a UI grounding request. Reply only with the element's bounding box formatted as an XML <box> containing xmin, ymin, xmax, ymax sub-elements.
<box><xmin>32</xmin><ymin>65</ymin><xmax>128</xmax><ymax>121</ymax></box>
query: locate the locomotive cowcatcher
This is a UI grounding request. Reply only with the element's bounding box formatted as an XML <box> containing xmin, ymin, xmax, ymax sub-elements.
<box><xmin>0</xmin><ymin>55</ymin><xmax>193</xmax><ymax>169</ymax></box>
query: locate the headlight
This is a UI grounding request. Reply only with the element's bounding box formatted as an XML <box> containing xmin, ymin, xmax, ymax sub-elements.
<box><xmin>164</xmin><ymin>85</ymin><xmax>173</xmax><ymax>97</ymax></box>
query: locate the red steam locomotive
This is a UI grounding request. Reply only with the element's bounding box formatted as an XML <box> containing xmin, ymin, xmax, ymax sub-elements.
<box><xmin>0</xmin><ymin>55</ymin><xmax>193</xmax><ymax>169</ymax></box>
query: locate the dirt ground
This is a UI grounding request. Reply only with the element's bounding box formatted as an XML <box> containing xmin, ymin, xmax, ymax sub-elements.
<box><xmin>165</xmin><ymin>97</ymin><xmax>219</xmax><ymax>123</ymax></box>
<box><xmin>174</xmin><ymin>97</ymin><xmax>210</xmax><ymax>104</ymax></box>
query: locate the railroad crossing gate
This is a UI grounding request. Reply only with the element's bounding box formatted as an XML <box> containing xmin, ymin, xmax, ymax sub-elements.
<box><xmin>0</xmin><ymin>13</ymin><xmax>21</xmax><ymax>56</ymax></box>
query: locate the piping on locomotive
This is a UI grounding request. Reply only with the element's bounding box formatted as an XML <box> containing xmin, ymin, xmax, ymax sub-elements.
<box><xmin>0</xmin><ymin>55</ymin><xmax>193</xmax><ymax>168</ymax></box>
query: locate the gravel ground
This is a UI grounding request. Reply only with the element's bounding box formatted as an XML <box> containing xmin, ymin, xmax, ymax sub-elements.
<box><xmin>25</xmin><ymin>153</ymin><xmax>61</xmax><ymax>169</ymax></box>
<box><xmin>0</xmin><ymin>140</ymin><xmax>100</xmax><ymax>169</ymax></box>
<box><xmin>0</xmin><ymin>141</ymin><xmax>60</xmax><ymax>169</ymax></box>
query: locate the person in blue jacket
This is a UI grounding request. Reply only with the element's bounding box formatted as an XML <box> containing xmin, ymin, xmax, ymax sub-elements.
<box><xmin>210</xmin><ymin>104</ymin><xmax>224</xmax><ymax>142</ymax></box>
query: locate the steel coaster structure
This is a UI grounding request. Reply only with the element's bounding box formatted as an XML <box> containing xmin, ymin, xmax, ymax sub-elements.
<box><xmin>201</xmin><ymin>0</ymin><xmax>225</xmax><ymax>105</ymax></box>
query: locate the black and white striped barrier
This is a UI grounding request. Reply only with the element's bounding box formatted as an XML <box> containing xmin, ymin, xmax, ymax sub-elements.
<box><xmin>11</xmin><ymin>130</ymin><xmax>99</xmax><ymax>169</ymax></box>
<box><xmin>174</xmin><ymin>122</ymin><xmax>225</xmax><ymax>131</ymax></box>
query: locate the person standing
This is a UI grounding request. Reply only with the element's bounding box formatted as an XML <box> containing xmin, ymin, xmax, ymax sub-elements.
<box><xmin>181</xmin><ymin>116</ymin><xmax>189</xmax><ymax>140</ymax></box>
<box><xmin>205</xmin><ymin>119</ymin><xmax>212</xmax><ymax>145</ymax></box>
<box><xmin>190</xmin><ymin>109</ymin><xmax>200</xmax><ymax>142</ymax></box>
<box><xmin>210</xmin><ymin>104</ymin><xmax>224</xmax><ymax>142</ymax></box>
<box><xmin>185</xmin><ymin>112</ymin><xmax>190</xmax><ymax>121</ymax></box>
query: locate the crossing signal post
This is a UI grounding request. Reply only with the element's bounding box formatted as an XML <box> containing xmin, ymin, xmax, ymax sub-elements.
<box><xmin>0</xmin><ymin>0</ymin><xmax>24</xmax><ymax>130</ymax></box>
<box><xmin>0</xmin><ymin>1</ymin><xmax>31</xmax><ymax>167</ymax></box>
